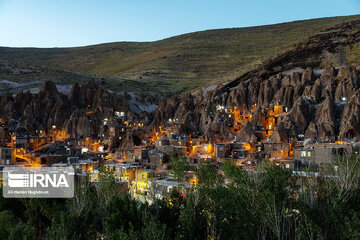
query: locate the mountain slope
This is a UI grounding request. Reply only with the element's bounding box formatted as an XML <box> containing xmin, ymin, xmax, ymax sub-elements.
<box><xmin>149</xmin><ymin>20</ymin><xmax>360</xmax><ymax>143</ymax></box>
<box><xmin>1</xmin><ymin>15</ymin><xmax>360</xmax><ymax>95</ymax></box>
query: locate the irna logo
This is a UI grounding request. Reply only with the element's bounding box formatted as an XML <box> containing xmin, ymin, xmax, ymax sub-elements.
<box><xmin>8</xmin><ymin>172</ymin><xmax>69</xmax><ymax>188</ymax></box>
<box><xmin>3</xmin><ymin>166</ymin><xmax>74</xmax><ymax>198</ymax></box>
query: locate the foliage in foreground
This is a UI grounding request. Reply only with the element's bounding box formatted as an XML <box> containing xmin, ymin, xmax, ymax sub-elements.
<box><xmin>1</xmin><ymin>156</ymin><xmax>360</xmax><ymax>239</ymax></box>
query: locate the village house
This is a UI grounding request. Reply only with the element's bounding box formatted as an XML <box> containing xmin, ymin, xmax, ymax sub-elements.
<box><xmin>215</xmin><ymin>142</ymin><xmax>251</xmax><ymax>162</ymax></box>
<box><xmin>154</xmin><ymin>138</ymin><xmax>169</xmax><ymax>148</ymax></box>
<box><xmin>134</xmin><ymin>147</ymin><xmax>149</xmax><ymax>163</ymax></box>
<box><xmin>152</xmin><ymin>179</ymin><xmax>182</xmax><ymax>199</ymax></box>
<box><xmin>11</xmin><ymin>135</ymin><xmax>50</xmax><ymax>150</ymax></box>
<box><xmin>133</xmin><ymin>169</ymin><xmax>152</xmax><ymax>193</ymax></box>
<box><xmin>293</xmin><ymin>142</ymin><xmax>353</xmax><ymax>171</ymax></box>
<box><xmin>263</xmin><ymin>142</ymin><xmax>290</xmax><ymax>160</ymax></box>
<box><xmin>116</xmin><ymin>147</ymin><xmax>136</xmax><ymax>162</ymax></box>
<box><xmin>147</xmin><ymin>149</ymin><xmax>166</xmax><ymax>169</ymax></box>
<box><xmin>0</xmin><ymin>147</ymin><xmax>11</xmax><ymax>165</ymax></box>
<box><xmin>104</xmin><ymin>163</ymin><xmax>140</xmax><ymax>182</ymax></box>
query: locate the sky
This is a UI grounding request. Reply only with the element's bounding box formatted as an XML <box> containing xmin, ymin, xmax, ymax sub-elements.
<box><xmin>0</xmin><ymin>0</ymin><xmax>359</xmax><ymax>48</ymax></box>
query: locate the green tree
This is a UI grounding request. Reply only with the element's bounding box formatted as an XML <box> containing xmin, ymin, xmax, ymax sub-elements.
<box><xmin>169</xmin><ymin>155</ymin><xmax>190</xmax><ymax>183</ymax></box>
<box><xmin>141</xmin><ymin>215</ymin><xmax>169</xmax><ymax>240</ymax></box>
<box><xmin>0</xmin><ymin>210</ymin><xmax>18</xmax><ymax>239</ymax></box>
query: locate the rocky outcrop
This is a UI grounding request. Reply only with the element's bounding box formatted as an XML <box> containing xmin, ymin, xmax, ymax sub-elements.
<box><xmin>150</xmin><ymin>66</ymin><xmax>360</xmax><ymax>142</ymax></box>
<box><xmin>270</xmin><ymin>122</ymin><xmax>293</xmax><ymax>143</ymax></box>
<box><xmin>39</xmin><ymin>80</ymin><xmax>58</xmax><ymax>97</ymax></box>
<box><xmin>237</xmin><ymin>121</ymin><xmax>256</xmax><ymax>142</ymax></box>
<box><xmin>315</xmin><ymin>97</ymin><xmax>336</xmax><ymax>141</ymax></box>
<box><xmin>0</xmin><ymin>81</ymin><xmax>144</xmax><ymax>140</ymax></box>
<box><xmin>339</xmin><ymin>89</ymin><xmax>360</xmax><ymax>140</ymax></box>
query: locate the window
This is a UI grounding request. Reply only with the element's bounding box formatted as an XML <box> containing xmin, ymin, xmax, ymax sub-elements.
<box><xmin>301</xmin><ymin>151</ymin><xmax>306</xmax><ymax>157</ymax></box>
<box><xmin>307</xmin><ymin>151</ymin><xmax>311</xmax><ymax>157</ymax></box>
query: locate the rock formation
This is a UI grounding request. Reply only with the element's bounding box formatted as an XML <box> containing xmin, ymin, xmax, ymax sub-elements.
<box><xmin>150</xmin><ymin>66</ymin><xmax>360</xmax><ymax>143</ymax></box>
<box><xmin>0</xmin><ymin>81</ymin><xmax>153</xmax><ymax>142</ymax></box>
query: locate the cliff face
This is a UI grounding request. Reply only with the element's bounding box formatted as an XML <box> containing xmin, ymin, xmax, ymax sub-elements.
<box><xmin>151</xmin><ymin>66</ymin><xmax>360</xmax><ymax>142</ymax></box>
<box><xmin>1</xmin><ymin>69</ymin><xmax>360</xmax><ymax>144</ymax></box>
<box><xmin>0</xmin><ymin>81</ymin><xmax>139</xmax><ymax>138</ymax></box>
<box><xmin>5</xmin><ymin>66</ymin><xmax>359</xmax><ymax>144</ymax></box>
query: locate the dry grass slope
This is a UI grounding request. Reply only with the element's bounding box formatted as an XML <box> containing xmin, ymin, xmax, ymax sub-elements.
<box><xmin>1</xmin><ymin>15</ymin><xmax>360</xmax><ymax>96</ymax></box>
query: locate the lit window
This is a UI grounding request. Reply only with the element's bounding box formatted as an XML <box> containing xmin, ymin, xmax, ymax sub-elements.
<box><xmin>301</xmin><ymin>151</ymin><xmax>306</xmax><ymax>157</ymax></box>
<box><xmin>307</xmin><ymin>151</ymin><xmax>311</xmax><ymax>157</ymax></box>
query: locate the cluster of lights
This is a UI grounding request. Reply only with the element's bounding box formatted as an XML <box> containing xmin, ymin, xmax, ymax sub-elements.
<box><xmin>216</xmin><ymin>105</ymin><xmax>225</xmax><ymax>111</ymax></box>
<box><xmin>168</xmin><ymin>118</ymin><xmax>179</xmax><ymax>123</ymax></box>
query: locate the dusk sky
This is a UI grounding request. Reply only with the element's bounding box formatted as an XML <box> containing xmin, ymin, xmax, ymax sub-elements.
<box><xmin>0</xmin><ymin>0</ymin><xmax>359</xmax><ymax>47</ymax></box>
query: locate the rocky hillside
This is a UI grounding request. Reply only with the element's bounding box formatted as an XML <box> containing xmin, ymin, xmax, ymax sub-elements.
<box><xmin>0</xmin><ymin>81</ymin><xmax>159</xmax><ymax>145</ymax></box>
<box><xmin>150</xmin><ymin>20</ymin><xmax>360</xmax><ymax>143</ymax></box>
<box><xmin>3</xmin><ymin>18</ymin><xmax>360</xmax><ymax>145</ymax></box>
<box><xmin>1</xmin><ymin>15</ymin><xmax>360</xmax><ymax>96</ymax></box>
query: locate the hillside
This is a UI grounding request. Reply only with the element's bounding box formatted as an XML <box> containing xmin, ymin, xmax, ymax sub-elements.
<box><xmin>150</xmin><ymin>20</ymin><xmax>360</xmax><ymax>144</ymax></box>
<box><xmin>1</xmin><ymin>15</ymin><xmax>360</xmax><ymax>95</ymax></box>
